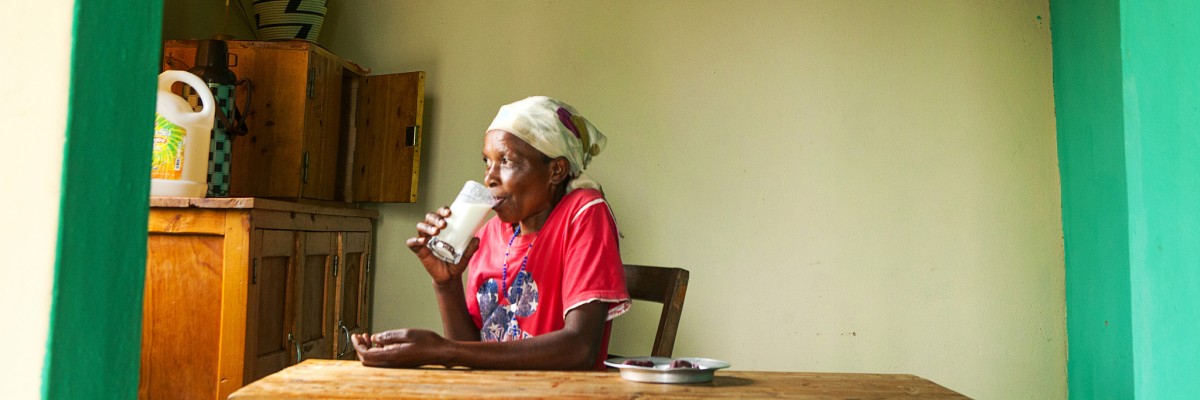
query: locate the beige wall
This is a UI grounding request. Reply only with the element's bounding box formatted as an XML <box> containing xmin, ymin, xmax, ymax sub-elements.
<box><xmin>166</xmin><ymin>1</ymin><xmax>1066</xmax><ymax>398</ymax></box>
<box><xmin>0</xmin><ymin>1</ymin><xmax>75</xmax><ymax>397</ymax></box>
<box><xmin>162</xmin><ymin>0</ymin><xmax>255</xmax><ymax>41</ymax></box>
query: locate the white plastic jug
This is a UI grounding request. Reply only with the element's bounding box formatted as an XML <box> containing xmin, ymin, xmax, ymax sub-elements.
<box><xmin>150</xmin><ymin>70</ymin><xmax>215</xmax><ymax>197</ymax></box>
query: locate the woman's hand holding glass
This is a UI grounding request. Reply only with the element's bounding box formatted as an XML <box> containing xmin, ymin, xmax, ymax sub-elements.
<box><xmin>407</xmin><ymin>206</ymin><xmax>481</xmax><ymax>286</ymax></box>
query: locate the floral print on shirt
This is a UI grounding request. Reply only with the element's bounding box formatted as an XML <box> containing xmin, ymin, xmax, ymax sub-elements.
<box><xmin>477</xmin><ymin>269</ymin><xmax>539</xmax><ymax>341</ymax></box>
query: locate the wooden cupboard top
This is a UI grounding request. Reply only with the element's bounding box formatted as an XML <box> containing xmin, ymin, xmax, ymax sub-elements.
<box><xmin>163</xmin><ymin>39</ymin><xmax>370</xmax><ymax>75</ymax></box>
<box><xmin>149</xmin><ymin>197</ymin><xmax>379</xmax><ymax>219</ymax></box>
<box><xmin>229</xmin><ymin>359</ymin><xmax>968</xmax><ymax>400</ymax></box>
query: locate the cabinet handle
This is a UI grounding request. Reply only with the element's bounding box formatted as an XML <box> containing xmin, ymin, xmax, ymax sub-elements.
<box><xmin>301</xmin><ymin>151</ymin><xmax>309</xmax><ymax>183</ymax></box>
<box><xmin>307</xmin><ymin>67</ymin><xmax>316</xmax><ymax>99</ymax></box>
<box><xmin>338</xmin><ymin>321</ymin><xmax>352</xmax><ymax>358</ymax></box>
<box><xmin>364</xmin><ymin>254</ymin><xmax>371</xmax><ymax>303</ymax></box>
<box><xmin>288</xmin><ymin>333</ymin><xmax>302</xmax><ymax>363</ymax></box>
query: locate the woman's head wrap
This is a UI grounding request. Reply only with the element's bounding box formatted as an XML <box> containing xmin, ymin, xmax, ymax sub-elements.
<box><xmin>487</xmin><ymin>96</ymin><xmax>607</xmax><ymax>193</ymax></box>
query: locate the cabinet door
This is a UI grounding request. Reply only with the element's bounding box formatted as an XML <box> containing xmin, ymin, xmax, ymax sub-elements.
<box><xmin>244</xmin><ymin>229</ymin><xmax>296</xmax><ymax>384</ymax></box>
<box><xmin>353</xmin><ymin>71</ymin><xmax>425</xmax><ymax>202</ymax></box>
<box><xmin>228</xmin><ymin>46</ymin><xmax>310</xmax><ymax>199</ymax></box>
<box><xmin>296</xmin><ymin>231</ymin><xmax>337</xmax><ymax>361</ymax></box>
<box><xmin>300</xmin><ymin>50</ymin><xmax>344</xmax><ymax>200</ymax></box>
<box><xmin>334</xmin><ymin>231</ymin><xmax>372</xmax><ymax>359</ymax></box>
<box><xmin>141</xmin><ymin>233</ymin><xmax>225</xmax><ymax>399</ymax></box>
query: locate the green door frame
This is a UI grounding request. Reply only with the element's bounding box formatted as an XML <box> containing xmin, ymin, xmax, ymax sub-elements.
<box><xmin>1053</xmin><ymin>0</ymin><xmax>1200</xmax><ymax>398</ymax></box>
<box><xmin>44</xmin><ymin>1</ymin><xmax>162</xmax><ymax>398</ymax></box>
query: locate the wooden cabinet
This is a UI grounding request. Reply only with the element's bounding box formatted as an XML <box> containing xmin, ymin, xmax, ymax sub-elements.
<box><xmin>140</xmin><ymin>198</ymin><xmax>377</xmax><ymax>400</ymax></box>
<box><xmin>163</xmin><ymin>40</ymin><xmax>425</xmax><ymax>203</ymax></box>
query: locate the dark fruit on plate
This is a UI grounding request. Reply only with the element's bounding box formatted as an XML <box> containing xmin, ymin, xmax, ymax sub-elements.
<box><xmin>623</xmin><ymin>359</ymin><xmax>656</xmax><ymax>367</ymax></box>
<box><xmin>669</xmin><ymin>359</ymin><xmax>696</xmax><ymax>369</ymax></box>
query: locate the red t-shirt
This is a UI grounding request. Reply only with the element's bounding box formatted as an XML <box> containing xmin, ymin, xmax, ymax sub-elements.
<box><xmin>466</xmin><ymin>188</ymin><xmax>630</xmax><ymax>369</ymax></box>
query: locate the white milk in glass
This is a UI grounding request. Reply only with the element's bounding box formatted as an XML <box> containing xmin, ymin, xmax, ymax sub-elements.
<box><xmin>427</xmin><ymin>181</ymin><xmax>495</xmax><ymax>264</ymax></box>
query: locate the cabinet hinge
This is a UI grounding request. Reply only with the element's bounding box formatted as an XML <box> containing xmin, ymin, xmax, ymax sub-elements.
<box><xmin>332</xmin><ymin>255</ymin><xmax>339</xmax><ymax>278</ymax></box>
<box><xmin>307</xmin><ymin>67</ymin><xmax>316</xmax><ymax>99</ymax></box>
<box><xmin>365</xmin><ymin>254</ymin><xmax>371</xmax><ymax>277</ymax></box>
<box><xmin>252</xmin><ymin>258</ymin><xmax>258</xmax><ymax>285</ymax></box>
<box><xmin>301</xmin><ymin>151</ymin><xmax>310</xmax><ymax>183</ymax></box>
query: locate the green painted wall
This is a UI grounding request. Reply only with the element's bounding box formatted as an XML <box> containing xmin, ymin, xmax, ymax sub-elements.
<box><xmin>1121</xmin><ymin>1</ymin><xmax>1200</xmax><ymax>398</ymax></box>
<box><xmin>44</xmin><ymin>0</ymin><xmax>162</xmax><ymax>398</ymax></box>
<box><xmin>1054</xmin><ymin>0</ymin><xmax>1200</xmax><ymax>398</ymax></box>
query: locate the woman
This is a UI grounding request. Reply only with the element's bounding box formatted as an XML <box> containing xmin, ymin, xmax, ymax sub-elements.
<box><xmin>352</xmin><ymin>96</ymin><xmax>630</xmax><ymax>370</ymax></box>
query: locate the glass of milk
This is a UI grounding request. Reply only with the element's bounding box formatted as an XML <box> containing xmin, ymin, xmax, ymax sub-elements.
<box><xmin>426</xmin><ymin>181</ymin><xmax>496</xmax><ymax>264</ymax></box>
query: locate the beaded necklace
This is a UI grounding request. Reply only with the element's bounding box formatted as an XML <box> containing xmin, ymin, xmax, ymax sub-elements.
<box><xmin>500</xmin><ymin>225</ymin><xmax>535</xmax><ymax>303</ymax></box>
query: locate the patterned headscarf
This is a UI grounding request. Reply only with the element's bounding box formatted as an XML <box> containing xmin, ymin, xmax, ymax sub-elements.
<box><xmin>487</xmin><ymin>96</ymin><xmax>607</xmax><ymax>193</ymax></box>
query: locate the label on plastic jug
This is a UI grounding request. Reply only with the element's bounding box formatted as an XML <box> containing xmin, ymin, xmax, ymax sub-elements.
<box><xmin>151</xmin><ymin>113</ymin><xmax>187</xmax><ymax>180</ymax></box>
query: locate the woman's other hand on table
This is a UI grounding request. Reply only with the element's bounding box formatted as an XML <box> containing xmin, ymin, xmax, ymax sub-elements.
<box><xmin>352</xmin><ymin>329</ymin><xmax>452</xmax><ymax>368</ymax></box>
<box><xmin>406</xmin><ymin>206</ymin><xmax>480</xmax><ymax>285</ymax></box>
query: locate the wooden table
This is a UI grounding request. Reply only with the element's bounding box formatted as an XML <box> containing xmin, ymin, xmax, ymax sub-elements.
<box><xmin>228</xmin><ymin>360</ymin><xmax>968</xmax><ymax>399</ymax></box>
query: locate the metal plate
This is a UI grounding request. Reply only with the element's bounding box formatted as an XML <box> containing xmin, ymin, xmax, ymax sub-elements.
<box><xmin>604</xmin><ymin>357</ymin><xmax>731</xmax><ymax>384</ymax></box>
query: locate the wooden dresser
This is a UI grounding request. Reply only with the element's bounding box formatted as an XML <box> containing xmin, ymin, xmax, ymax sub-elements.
<box><xmin>139</xmin><ymin>198</ymin><xmax>378</xmax><ymax>400</ymax></box>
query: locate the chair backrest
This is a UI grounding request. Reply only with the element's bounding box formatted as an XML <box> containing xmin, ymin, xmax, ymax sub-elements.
<box><xmin>623</xmin><ymin>264</ymin><xmax>689</xmax><ymax>358</ymax></box>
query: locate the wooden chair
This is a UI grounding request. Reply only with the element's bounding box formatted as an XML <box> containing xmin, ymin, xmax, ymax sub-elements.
<box><xmin>622</xmin><ymin>264</ymin><xmax>690</xmax><ymax>358</ymax></box>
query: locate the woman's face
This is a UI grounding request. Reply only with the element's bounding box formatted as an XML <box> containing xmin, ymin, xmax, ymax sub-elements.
<box><xmin>482</xmin><ymin>130</ymin><xmax>557</xmax><ymax>225</ymax></box>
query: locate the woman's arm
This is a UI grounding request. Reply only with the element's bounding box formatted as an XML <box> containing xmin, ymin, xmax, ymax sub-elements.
<box><xmin>354</xmin><ymin>301</ymin><xmax>609</xmax><ymax>370</ymax></box>
<box><xmin>407</xmin><ymin>208</ymin><xmax>484</xmax><ymax>341</ymax></box>
<box><xmin>432</xmin><ymin>277</ymin><xmax>482</xmax><ymax>341</ymax></box>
